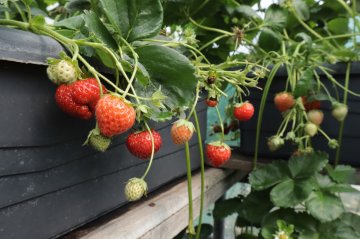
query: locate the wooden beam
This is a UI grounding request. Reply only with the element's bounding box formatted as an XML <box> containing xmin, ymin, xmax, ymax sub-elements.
<box><xmin>65</xmin><ymin>168</ymin><xmax>246</xmax><ymax>239</ymax></box>
<box><xmin>219</xmin><ymin>151</ymin><xmax>272</xmax><ymax>170</ymax></box>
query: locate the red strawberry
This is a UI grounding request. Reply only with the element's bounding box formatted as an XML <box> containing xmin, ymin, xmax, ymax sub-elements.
<box><xmin>55</xmin><ymin>84</ymin><xmax>92</xmax><ymax>120</ymax></box>
<box><xmin>126</xmin><ymin>130</ymin><xmax>162</xmax><ymax>160</ymax></box>
<box><xmin>71</xmin><ymin>78</ymin><xmax>107</xmax><ymax>110</ymax></box>
<box><xmin>274</xmin><ymin>92</ymin><xmax>295</xmax><ymax>112</ymax></box>
<box><xmin>55</xmin><ymin>78</ymin><xmax>106</xmax><ymax>120</ymax></box>
<box><xmin>206</xmin><ymin>98</ymin><xmax>218</xmax><ymax>107</ymax></box>
<box><xmin>206</xmin><ymin>142</ymin><xmax>231</xmax><ymax>167</ymax></box>
<box><xmin>171</xmin><ymin>119</ymin><xmax>195</xmax><ymax>145</ymax></box>
<box><xmin>96</xmin><ymin>95</ymin><xmax>136</xmax><ymax>137</ymax></box>
<box><xmin>233</xmin><ymin>102</ymin><xmax>254</xmax><ymax>121</ymax></box>
<box><xmin>302</xmin><ymin>96</ymin><xmax>321</xmax><ymax>112</ymax></box>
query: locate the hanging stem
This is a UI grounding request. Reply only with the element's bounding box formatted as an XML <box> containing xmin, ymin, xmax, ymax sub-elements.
<box><xmin>254</xmin><ymin>63</ymin><xmax>281</xmax><ymax>169</ymax></box>
<box><xmin>335</xmin><ymin>62</ymin><xmax>351</xmax><ymax>166</ymax></box>
<box><xmin>185</xmin><ymin>142</ymin><xmax>196</xmax><ymax>236</ymax></box>
<box><xmin>215</xmin><ymin>106</ymin><xmax>225</xmax><ymax>142</ymax></box>
<box><xmin>193</xmin><ymin>111</ymin><xmax>205</xmax><ymax>239</ymax></box>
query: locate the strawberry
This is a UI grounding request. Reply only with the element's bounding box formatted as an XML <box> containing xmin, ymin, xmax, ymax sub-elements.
<box><xmin>274</xmin><ymin>92</ymin><xmax>295</xmax><ymax>112</ymax></box>
<box><xmin>304</xmin><ymin>123</ymin><xmax>318</xmax><ymax>137</ymax></box>
<box><xmin>84</xmin><ymin>128</ymin><xmax>111</xmax><ymax>152</ymax></box>
<box><xmin>332</xmin><ymin>103</ymin><xmax>348</xmax><ymax>122</ymax></box>
<box><xmin>55</xmin><ymin>78</ymin><xmax>106</xmax><ymax>120</ymax></box>
<box><xmin>206</xmin><ymin>98</ymin><xmax>218</xmax><ymax>107</ymax></box>
<box><xmin>267</xmin><ymin>136</ymin><xmax>284</xmax><ymax>152</ymax></box>
<box><xmin>47</xmin><ymin>59</ymin><xmax>78</xmax><ymax>85</ymax></box>
<box><xmin>126</xmin><ymin>130</ymin><xmax>162</xmax><ymax>160</ymax></box>
<box><xmin>124</xmin><ymin>178</ymin><xmax>148</xmax><ymax>201</ymax></box>
<box><xmin>206</xmin><ymin>141</ymin><xmax>231</xmax><ymax>167</ymax></box>
<box><xmin>307</xmin><ymin>110</ymin><xmax>324</xmax><ymax>126</ymax></box>
<box><xmin>171</xmin><ymin>119</ymin><xmax>195</xmax><ymax>145</ymax></box>
<box><xmin>95</xmin><ymin>95</ymin><xmax>136</xmax><ymax>137</ymax></box>
<box><xmin>71</xmin><ymin>78</ymin><xmax>107</xmax><ymax>110</ymax></box>
<box><xmin>302</xmin><ymin>96</ymin><xmax>321</xmax><ymax>112</ymax></box>
<box><xmin>233</xmin><ymin>102</ymin><xmax>254</xmax><ymax>121</ymax></box>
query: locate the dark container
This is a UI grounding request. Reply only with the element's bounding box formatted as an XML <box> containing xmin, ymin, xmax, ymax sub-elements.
<box><xmin>0</xmin><ymin>28</ymin><xmax>206</xmax><ymax>239</ymax></box>
<box><xmin>238</xmin><ymin>63</ymin><xmax>360</xmax><ymax>166</ymax></box>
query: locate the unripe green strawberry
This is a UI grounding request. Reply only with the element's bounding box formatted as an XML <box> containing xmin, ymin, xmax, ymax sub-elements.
<box><xmin>307</xmin><ymin>110</ymin><xmax>324</xmax><ymax>126</ymax></box>
<box><xmin>89</xmin><ymin>134</ymin><xmax>111</xmax><ymax>152</ymax></box>
<box><xmin>332</xmin><ymin>103</ymin><xmax>348</xmax><ymax>122</ymax></box>
<box><xmin>124</xmin><ymin>178</ymin><xmax>148</xmax><ymax>201</ymax></box>
<box><xmin>304</xmin><ymin>123</ymin><xmax>318</xmax><ymax>137</ymax></box>
<box><xmin>267</xmin><ymin>136</ymin><xmax>284</xmax><ymax>152</ymax></box>
<box><xmin>84</xmin><ymin>128</ymin><xmax>111</xmax><ymax>152</ymax></box>
<box><xmin>47</xmin><ymin>60</ymin><xmax>78</xmax><ymax>85</ymax></box>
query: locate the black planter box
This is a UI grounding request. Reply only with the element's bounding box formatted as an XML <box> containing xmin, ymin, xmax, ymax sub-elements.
<box><xmin>0</xmin><ymin>28</ymin><xmax>207</xmax><ymax>239</ymax></box>
<box><xmin>239</xmin><ymin>63</ymin><xmax>360</xmax><ymax>166</ymax></box>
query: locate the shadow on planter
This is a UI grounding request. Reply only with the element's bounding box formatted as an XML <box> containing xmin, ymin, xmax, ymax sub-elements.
<box><xmin>238</xmin><ymin>62</ymin><xmax>360</xmax><ymax>166</ymax></box>
<box><xmin>0</xmin><ymin>28</ymin><xmax>207</xmax><ymax>239</ymax></box>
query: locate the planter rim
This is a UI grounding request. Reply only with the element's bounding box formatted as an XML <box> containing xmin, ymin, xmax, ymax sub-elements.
<box><xmin>0</xmin><ymin>27</ymin><xmax>63</xmax><ymax>65</ymax></box>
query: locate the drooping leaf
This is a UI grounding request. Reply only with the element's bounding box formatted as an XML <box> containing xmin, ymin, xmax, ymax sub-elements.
<box><xmin>270</xmin><ymin>178</ymin><xmax>314</xmax><ymax>207</ymax></box>
<box><xmin>288</xmin><ymin>152</ymin><xmax>328</xmax><ymax>179</ymax></box>
<box><xmin>258</xmin><ymin>28</ymin><xmax>281</xmax><ymax>52</ymax></box>
<box><xmin>213</xmin><ymin>197</ymin><xmax>243</xmax><ymax>219</ymax></box>
<box><xmin>99</xmin><ymin>0</ymin><xmax>163</xmax><ymax>42</ymax></box>
<box><xmin>238</xmin><ymin>190</ymin><xmax>274</xmax><ymax>224</ymax></box>
<box><xmin>135</xmin><ymin>45</ymin><xmax>197</xmax><ymax>108</ymax></box>
<box><xmin>264</xmin><ymin>4</ymin><xmax>288</xmax><ymax>31</ymax></box>
<box><xmin>293</xmin><ymin>0</ymin><xmax>310</xmax><ymax>21</ymax></box>
<box><xmin>249</xmin><ymin>160</ymin><xmax>290</xmax><ymax>190</ymax></box>
<box><xmin>234</xmin><ymin>4</ymin><xmax>260</xmax><ymax>19</ymax></box>
<box><xmin>327</xmin><ymin>164</ymin><xmax>356</xmax><ymax>183</ymax></box>
<box><xmin>55</xmin><ymin>15</ymin><xmax>85</xmax><ymax>30</ymax></box>
<box><xmin>306</xmin><ymin>191</ymin><xmax>344</xmax><ymax>222</ymax></box>
<box><xmin>327</xmin><ymin>17</ymin><xmax>350</xmax><ymax>35</ymax></box>
<box><xmin>293</xmin><ymin>68</ymin><xmax>316</xmax><ymax>98</ymax></box>
<box><xmin>83</xmin><ymin>11</ymin><xmax>117</xmax><ymax>49</ymax></box>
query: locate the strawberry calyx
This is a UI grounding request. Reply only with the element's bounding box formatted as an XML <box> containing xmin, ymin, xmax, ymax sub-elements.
<box><xmin>207</xmin><ymin>140</ymin><xmax>230</xmax><ymax>149</ymax></box>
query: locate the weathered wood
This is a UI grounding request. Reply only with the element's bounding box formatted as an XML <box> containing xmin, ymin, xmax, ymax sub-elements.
<box><xmin>64</xmin><ymin>168</ymin><xmax>245</xmax><ymax>239</ymax></box>
<box><xmin>218</xmin><ymin>151</ymin><xmax>271</xmax><ymax>170</ymax></box>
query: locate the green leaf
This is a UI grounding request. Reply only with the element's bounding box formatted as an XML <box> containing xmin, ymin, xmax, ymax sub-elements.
<box><xmin>327</xmin><ymin>184</ymin><xmax>359</xmax><ymax>194</ymax></box>
<box><xmin>55</xmin><ymin>15</ymin><xmax>85</xmax><ymax>30</ymax></box>
<box><xmin>238</xmin><ymin>190</ymin><xmax>274</xmax><ymax>224</ymax></box>
<box><xmin>213</xmin><ymin>197</ymin><xmax>243</xmax><ymax>219</ymax></box>
<box><xmin>29</xmin><ymin>15</ymin><xmax>45</xmax><ymax>26</ymax></box>
<box><xmin>135</xmin><ymin>45</ymin><xmax>197</xmax><ymax>108</ymax></box>
<box><xmin>293</xmin><ymin>68</ymin><xmax>316</xmax><ymax>98</ymax></box>
<box><xmin>327</xmin><ymin>17</ymin><xmax>349</xmax><ymax>35</ymax></box>
<box><xmin>99</xmin><ymin>0</ymin><xmax>163</xmax><ymax>42</ymax></box>
<box><xmin>306</xmin><ymin>191</ymin><xmax>344</xmax><ymax>222</ymax></box>
<box><xmin>327</xmin><ymin>165</ymin><xmax>356</xmax><ymax>183</ymax></box>
<box><xmin>258</xmin><ymin>28</ymin><xmax>281</xmax><ymax>52</ymax></box>
<box><xmin>293</xmin><ymin>0</ymin><xmax>310</xmax><ymax>20</ymax></box>
<box><xmin>270</xmin><ymin>178</ymin><xmax>314</xmax><ymax>207</ymax></box>
<box><xmin>234</xmin><ymin>5</ymin><xmax>260</xmax><ymax>19</ymax></box>
<box><xmin>83</xmin><ymin>11</ymin><xmax>117</xmax><ymax>49</ymax></box>
<box><xmin>249</xmin><ymin>160</ymin><xmax>290</xmax><ymax>190</ymax></box>
<box><xmin>65</xmin><ymin>0</ymin><xmax>91</xmax><ymax>12</ymax></box>
<box><xmin>264</xmin><ymin>4</ymin><xmax>288</xmax><ymax>31</ymax></box>
<box><xmin>340</xmin><ymin>213</ymin><xmax>360</xmax><ymax>235</ymax></box>
<box><xmin>288</xmin><ymin>152</ymin><xmax>328</xmax><ymax>179</ymax></box>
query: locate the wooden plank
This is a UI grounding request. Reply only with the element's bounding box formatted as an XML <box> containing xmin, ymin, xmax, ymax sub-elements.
<box><xmin>218</xmin><ymin>151</ymin><xmax>271</xmax><ymax>171</ymax></box>
<box><xmin>65</xmin><ymin>168</ymin><xmax>245</xmax><ymax>239</ymax></box>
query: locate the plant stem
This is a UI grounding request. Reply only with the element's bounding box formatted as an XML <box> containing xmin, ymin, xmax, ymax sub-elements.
<box><xmin>254</xmin><ymin>63</ymin><xmax>281</xmax><ymax>168</ymax></box>
<box><xmin>185</xmin><ymin>142</ymin><xmax>196</xmax><ymax>236</ymax></box>
<box><xmin>193</xmin><ymin>111</ymin><xmax>205</xmax><ymax>239</ymax></box>
<box><xmin>215</xmin><ymin>106</ymin><xmax>225</xmax><ymax>142</ymax></box>
<box><xmin>141</xmin><ymin>122</ymin><xmax>155</xmax><ymax>179</ymax></box>
<box><xmin>335</xmin><ymin>62</ymin><xmax>351</xmax><ymax>166</ymax></box>
<box><xmin>187</xmin><ymin>83</ymin><xmax>200</xmax><ymax>121</ymax></box>
<box><xmin>189</xmin><ymin>18</ymin><xmax>233</xmax><ymax>36</ymax></box>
